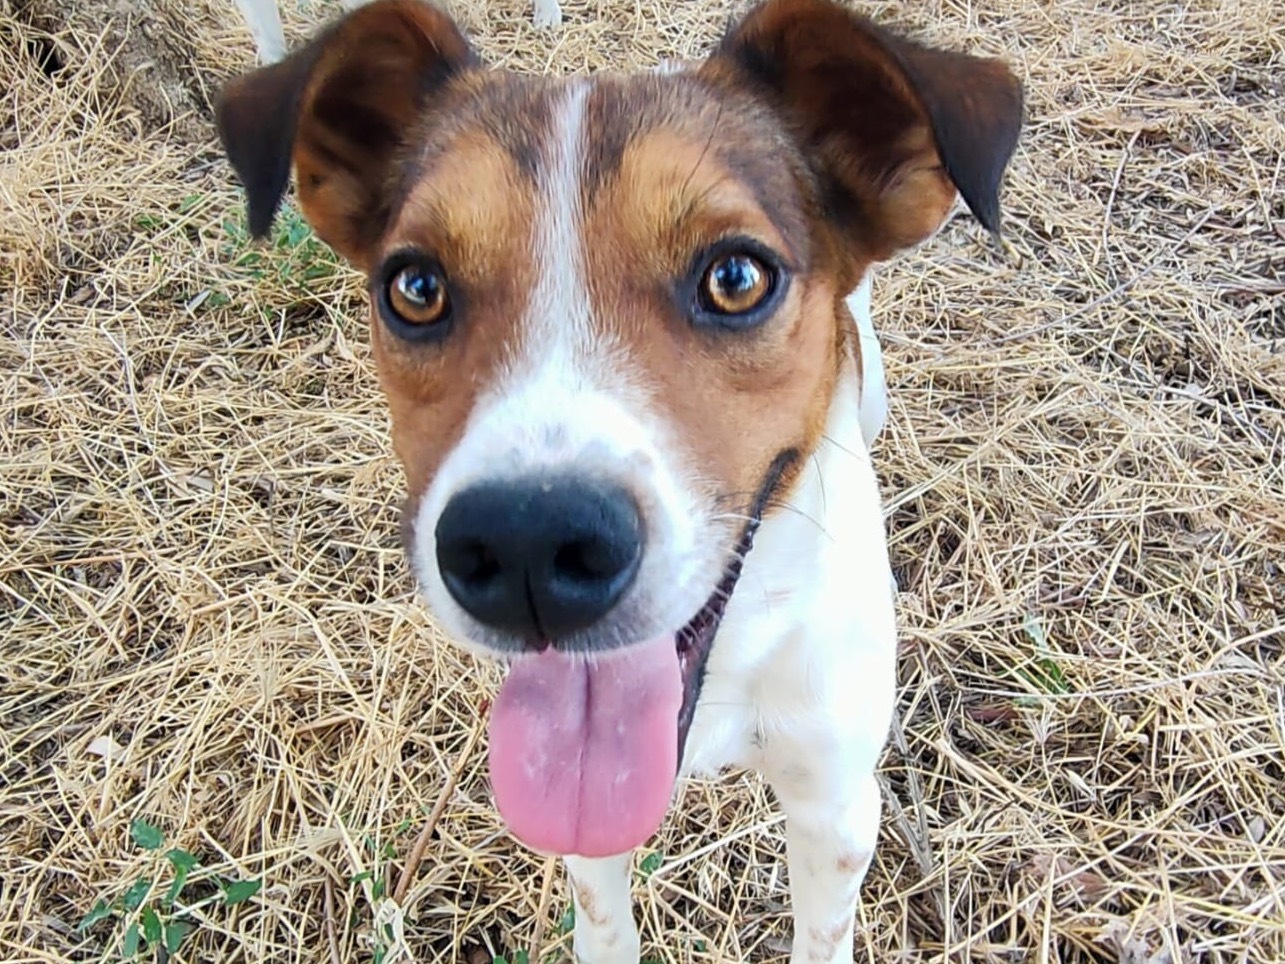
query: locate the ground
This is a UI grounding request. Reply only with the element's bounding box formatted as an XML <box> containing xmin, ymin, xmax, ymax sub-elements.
<box><xmin>2</xmin><ymin>0</ymin><xmax>1283</xmax><ymax>961</ymax></box>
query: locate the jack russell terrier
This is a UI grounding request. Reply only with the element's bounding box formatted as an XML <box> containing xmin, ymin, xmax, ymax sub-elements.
<box><xmin>215</xmin><ymin>0</ymin><xmax>1022</xmax><ymax>959</ymax></box>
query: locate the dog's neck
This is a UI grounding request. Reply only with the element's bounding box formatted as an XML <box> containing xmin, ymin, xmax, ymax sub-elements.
<box><xmin>847</xmin><ymin>272</ymin><xmax>888</xmax><ymax>452</ymax></box>
<box><xmin>680</xmin><ymin>273</ymin><xmax>893</xmax><ymax>775</ymax></box>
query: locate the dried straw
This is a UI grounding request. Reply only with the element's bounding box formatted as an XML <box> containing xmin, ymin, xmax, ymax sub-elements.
<box><xmin>2</xmin><ymin>0</ymin><xmax>1282</xmax><ymax>961</ymax></box>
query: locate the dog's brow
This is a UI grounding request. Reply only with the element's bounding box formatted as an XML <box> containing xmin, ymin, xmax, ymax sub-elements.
<box><xmin>580</xmin><ymin>77</ymin><xmax>811</xmax><ymax>266</ymax></box>
<box><xmin>389</xmin><ymin>76</ymin><xmax>557</xmax><ymax>220</ymax></box>
<box><xmin>582</xmin><ymin>80</ymin><xmax>649</xmax><ymax>201</ymax></box>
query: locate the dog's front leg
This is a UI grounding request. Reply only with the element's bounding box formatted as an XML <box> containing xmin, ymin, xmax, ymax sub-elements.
<box><xmin>766</xmin><ymin>765</ymin><xmax>882</xmax><ymax>964</ymax></box>
<box><xmin>533</xmin><ymin>0</ymin><xmax>563</xmax><ymax>28</ymax></box>
<box><xmin>563</xmin><ymin>853</ymin><xmax>639</xmax><ymax>964</ymax></box>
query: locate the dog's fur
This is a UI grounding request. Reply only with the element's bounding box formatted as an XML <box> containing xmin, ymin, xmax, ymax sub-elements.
<box><xmin>215</xmin><ymin>2</ymin><xmax>1021</xmax><ymax>960</ymax></box>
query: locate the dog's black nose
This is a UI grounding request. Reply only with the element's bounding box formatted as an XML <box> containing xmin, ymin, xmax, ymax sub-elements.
<box><xmin>434</xmin><ymin>476</ymin><xmax>643</xmax><ymax>642</ymax></box>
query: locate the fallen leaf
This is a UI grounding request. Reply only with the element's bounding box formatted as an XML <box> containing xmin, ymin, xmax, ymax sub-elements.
<box><xmin>966</xmin><ymin>703</ymin><xmax>1020</xmax><ymax>724</ymax></box>
<box><xmin>85</xmin><ymin>735</ymin><xmax>127</xmax><ymax>763</ymax></box>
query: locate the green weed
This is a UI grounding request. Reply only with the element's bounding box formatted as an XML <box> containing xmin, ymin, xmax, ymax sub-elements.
<box><xmin>77</xmin><ymin>818</ymin><xmax>261</xmax><ymax>959</ymax></box>
<box><xmin>222</xmin><ymin>203</ymin><xmax>342</xmax><ymax>293</ymax></box>
<box><xmin>1016</xmin><ymin>612</ymin><xmax>1070</xmax><ymax>701</ymax></box>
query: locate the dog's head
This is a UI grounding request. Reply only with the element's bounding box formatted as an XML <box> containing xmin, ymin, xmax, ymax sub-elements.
<box><xmin>217</xmin><ymin>0</ymin><xmax>1021</xmax><ymax>857</ymax></box>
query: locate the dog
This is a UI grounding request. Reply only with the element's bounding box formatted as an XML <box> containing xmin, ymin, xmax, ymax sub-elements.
<box><xmin>232</xmin><ymin>0</ymin><xmax>561</xmax><ymax>64</ymax></box>
<box><xmin>215</xmin><ymin>0</ymin><xmax>1022</xmax><ymax>959</ymax></box>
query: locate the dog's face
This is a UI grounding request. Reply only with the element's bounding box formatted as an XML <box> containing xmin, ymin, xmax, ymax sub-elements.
<box><xmin>218</xmin><ymin>0</ymin><xmax>1021</xmax><ymax>857</ymax></box>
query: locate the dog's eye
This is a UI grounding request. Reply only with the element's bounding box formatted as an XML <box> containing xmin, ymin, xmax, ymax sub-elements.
<box><xmin>387</xmin><ymin>264</ymin><xmax>450</xmax><ymax>329</ymax></box>
<box><xmin>699</xmin><ymin>254</ymin><xmax>772</xmax><ymax>316</ymax></box>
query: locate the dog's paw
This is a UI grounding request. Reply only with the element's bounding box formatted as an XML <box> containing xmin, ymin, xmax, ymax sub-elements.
<box><xmin>533</xmin><ymin>0</ymin><xmax>562</xmax><ymax>28</ymax></box>
<box><xmin>573</xmin><ymin>933</ymin><xmax>640</xmax><ymax>964</ymax></box>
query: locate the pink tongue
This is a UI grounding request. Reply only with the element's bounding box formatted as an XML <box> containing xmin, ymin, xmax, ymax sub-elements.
<box><xmin>488</xmin><ymin>635</ymin><xmax>682</xmax><ymax>857</ymax></box>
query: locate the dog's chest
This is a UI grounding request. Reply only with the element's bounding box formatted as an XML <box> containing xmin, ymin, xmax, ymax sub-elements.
<box><xmin>678</xmin><ymin>351</ymin><xmax>897</xmax><ymax>779</ymax></box>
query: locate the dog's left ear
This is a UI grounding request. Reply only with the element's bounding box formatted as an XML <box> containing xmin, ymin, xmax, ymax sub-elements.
<box><xmin>701</xmin><ymin>0</ymin><xmax>1023</xmax><ymax>260</ymax></box>
<box><xmin>216</xmin><ymin>0</ymin><xmax>479</xmax><ymax>268</ymax></box>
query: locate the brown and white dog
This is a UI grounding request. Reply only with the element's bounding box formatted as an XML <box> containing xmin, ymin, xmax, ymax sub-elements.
<box><xmin>216</xmin><ymin>1</ymin><xmax>1021</xmax><ymax>959</ymax></box>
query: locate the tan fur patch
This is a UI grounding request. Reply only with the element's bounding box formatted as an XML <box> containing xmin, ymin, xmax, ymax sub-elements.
<box><xmin>373</xmin><ymin>123</ymin><xmax>540</xmax><ymax>496</ymax></box>
<box><xmin>578</xmin><ymin>96</ymin><xmax>852</xmax><ymax>517</ymax></box>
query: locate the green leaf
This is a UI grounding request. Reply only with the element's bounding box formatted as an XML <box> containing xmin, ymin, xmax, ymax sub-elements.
<box><xmin>141</xmin><ymin>908</ymin><xmax>163</xmax><ymax>946</ymax></box>
<box><xmin>222</xmin><ymin>878</ymin><xmax>262</xmax><ymax>905</ymax></box>
<box><xmin>557</xmin><ymin>907</ymin><xmax>575</xmax><ymax>934</ymax></box>
<box><xmin>1020</xmin><ymin>612</ymin><xmax>1069</xmax><ymax>695</ymax></box>
<box><xmin>513</xmin><ymin>950</ymin><xmax>530</xmax><ymax>964</ymax></box>
<box><xmin>639</xmin><ymin>852</ymin><xmax>663</xmax><ymax>877</ymax></box>
<box><xmin>1035</xmin><ymin>657</ymin><xmax>1069</xmax><ymax>694</ymax></box>
<box><xmin>1022</xmin><ymin>611</ymin><xmax>1048</xmax><ymax>648</ymax></box>
<box><xmin>130</xmin><ymin>819</ymin><xmax>165</xmax><ymax>851</ymax></box>
<box><xmin>165</xmin><ymin>866</ymin><xmax>189</xmax><ymax>907</ymax></box>
<box><xmin>165</xmin><ymin>849</ymin><xmax>199</xmax><ymax>873</ymax></box>
<box><xmin>349</xmin><ymin>870</ymin><xmax>374</xmax><ymax>886</ymax></box>
<box><xmin>164</xmin><ymin>921</ymin><xmax>192</xmax><ymax>954</ymax></box>
<box><xmin>493</xmin><ymin>957</ymin><xmax>508</xmax><ymax>964</ymax></box>
<box><xmin>77</xmin><ymin>899</ymin><xmax>113</xmax><ymax>931</ymax></box>
<box><xmin>121</xmin><ymin>879</ymin><xmax>151</xmax><ymax>912</ymax></box>
<box><xmin>121</xmin><ymin>922</ymin><xmax>142</xmax><ymax>957</ymax></box>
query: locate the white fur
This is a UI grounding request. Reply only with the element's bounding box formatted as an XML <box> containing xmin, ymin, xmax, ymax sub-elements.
<box><xmin>231</xmin><ymin>0</ymin><xmax>563</xmax><ymax>66</ymax></box>
<box><xmin>849</xmin><ymin>273</ymin><xmax>888</xmax><ymax>450</ymax></box>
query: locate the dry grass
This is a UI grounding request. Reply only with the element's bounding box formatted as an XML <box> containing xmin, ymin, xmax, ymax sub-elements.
<box><xmin>2</xmin><ymin>0</ymin><xmax>1283</xmax><ymax>960</ymax></box>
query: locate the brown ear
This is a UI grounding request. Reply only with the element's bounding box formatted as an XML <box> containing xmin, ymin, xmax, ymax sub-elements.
<box><xmin>701</xmin><ymin>0</ymin><xmax>1023</xmax><ymax>260</ymax></box>
<box><xmin>215</xmin><ymin>0</ymin><xmax>478</xmax><ymax>266</ymax></box>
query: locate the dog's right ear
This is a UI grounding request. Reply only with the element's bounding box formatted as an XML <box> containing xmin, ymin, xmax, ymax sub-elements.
<box><xmin>702</xmin><ymin>0</ymin><xmax>1022</xmax><ymax>262</ymax></box>
<box><xmin>215</xmin><ymin>0</ymin><xmax>478</xmax><ymax>268</ymax></box>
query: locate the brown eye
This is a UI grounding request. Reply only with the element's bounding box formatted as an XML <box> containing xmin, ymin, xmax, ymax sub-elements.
<box><xmin>699</xmin><ymin>253</ymin><xmax>771</xmax><ymax>315</ymax></box>
<box><xmin>387</xmin><ymin>264</ymin><xmax>449</xmax><ymax>328</ymax></box>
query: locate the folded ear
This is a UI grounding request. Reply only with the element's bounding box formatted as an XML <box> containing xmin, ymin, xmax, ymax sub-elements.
<box><xmin>701</xmin><ymin>0</ymin><xmax>1023</xmax><ymax>260</ymax></box>
<box><xmin>215</xmin><ymin>0</ymin><xmax>478</xmax><ymax>267</ymax></box>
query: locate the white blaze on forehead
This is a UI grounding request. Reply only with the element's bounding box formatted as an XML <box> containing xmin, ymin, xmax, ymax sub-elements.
<box><xmin>517</xmin><ymin>79</ymin><xmax>602</xmax><ymax>386</ymax></box>
<box><xmin>467</xmin><ymin>78</ymin><xmax>657</xmax><ymax>474</ymax></box>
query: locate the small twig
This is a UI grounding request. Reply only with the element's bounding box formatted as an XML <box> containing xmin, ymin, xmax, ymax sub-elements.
<box><xmin>528</xmin><ymin>855</ymin><xmax>559</xmax><ymax>964</ymax></box>
<box><xmin>1101</xmin><ymin>130</ymin><xmax>1141</xmax><ymax>271</ymax></box>
<box><xmin>877</xmin><ymin>705</ymin><xmax>943</xmax><ymax>928</ymax></box>
<box><xmin>983</xmin><ymin>207</ymin><xmax>1215</xmax><ymax>347</ymax></box>
<box><xmin>324</xmin><ymin>876</ymin><xmax>342</xmax><ymax>964</ymax></box>
<box><xmin>0</xmin><ymin>550</ymin><xmax>151</xmax><ymax>575</ymax></box>
<box><xmin>1212</xmin><ymin>282</ymin><xmax>1285</xmax><ymax>297</ymax></box>
<box><xmin>392</xmin><ymin>700</ymin><xmax>490</xmax><ymax>905</ymax></box>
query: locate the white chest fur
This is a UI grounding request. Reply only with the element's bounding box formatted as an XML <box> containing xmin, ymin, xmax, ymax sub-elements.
<box><xmin>681</xmin><ymin>274</ymin><xmax>897</xmax><ymax>780</ymax></box>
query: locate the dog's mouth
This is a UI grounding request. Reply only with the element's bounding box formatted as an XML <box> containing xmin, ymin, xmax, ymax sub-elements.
<box><xmin>485</xmin><ymin>451</ymin><xmax>797</xmax><ymax>859</ymax></box>
<box><xmin>674</xmin><ymin>495</ymin><xmax>767</xmax><ymax>759</ymax></box>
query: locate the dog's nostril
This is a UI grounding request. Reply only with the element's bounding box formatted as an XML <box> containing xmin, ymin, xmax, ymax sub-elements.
<box><xmin>451</xmin><ymin>541</ymin><xmax>500</xmax><ymax>583</ymax></box>
<box><xmin>554</xmin><ymin>538</ymin><xmax>631</xmax><ymax>580</ymax></box>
